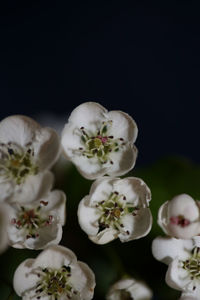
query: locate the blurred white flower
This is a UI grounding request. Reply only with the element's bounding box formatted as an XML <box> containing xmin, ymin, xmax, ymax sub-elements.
<box><xmin>6</xmin><ymin>172</ymin><xmax>66</xmax><ymax>250</ymax></box>
<box><xmin>158</xmin><ymin>194</ymin><xmax>200</xmax><ymax>239</ymax></box>
<box><xmin>152</xmin><ymin>236</ymin><xmax>200</xmax><ymax>294</ymax></box>
<box><xmin>13</xmin><ymin>244</ymin><xmax>95</xmax><ymax>299</ymax></box>
<box><xmin>78</xmin><ymin>177</ymin><xmax>152</xmax><ymax>244</ymax></box>
<box><xmin>106</xmin><ymin>278</ymin><xmax>153</xmax><ymax>300</ymax></box>
<box><xmin>0</xmin><ymin>115</ymin><xmax>60</xmax><ymax>202</ymax></box>
<box><xmin>0</xmin><ymin>203</ymin><xmax>9</xmax><ymax>254</ymax></box>
<box><xmin>61</xmin><ymin>102</ymin><xmax>138</xmax><ymax>179</ymax></box>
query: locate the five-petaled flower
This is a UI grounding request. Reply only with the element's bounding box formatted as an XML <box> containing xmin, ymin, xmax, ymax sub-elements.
<box><xmin>158</xmin><ymin>194</ymin><xmax>200</xmax><ymax>239</ymax></box>
<box><xmin>106</xmin><ymin>278</ymin><xmax>153</xmax><ymax>300</ymax></box>
<box><xmin>0</xmin><ymin>115</ymin><xmax>60</xmax><ymax>202</ymax></box>
<box><xmin>152</xmin><ymin>236</ymin><xmax>200</xmax><ymax>295</ymax></box>
<box><xmin>6</xmin><ymin>172</ymin><xmax>66</xmax><ymax>250</ymax></box>
<box><xmin>78</xmin><ymin>177</ymin><xmax>152</xmax><ymax>244</ymax></box>
<box><xmin>61</xmin><ymin>102</ymin><xmax>138</xmax><ymax>179</ymax></box>
<box><xmin>13</xmin><ymin>245</ymin><xmax>96</xmax><ymax>300</ymax></box>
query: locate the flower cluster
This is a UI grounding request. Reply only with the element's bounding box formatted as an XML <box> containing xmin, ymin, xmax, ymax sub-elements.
<box><xmin>0</xmin><ymin>102</ymin><xmax>153</xmax><ymax>299</ymax></box>
<box><xmin>152</xmin><ymin>194</ymin><xmax>200</xmax><ymax>300</ymax></box>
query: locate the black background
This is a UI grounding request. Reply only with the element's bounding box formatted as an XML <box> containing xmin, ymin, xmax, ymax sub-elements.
<box><xmin>0</xmin><ymin>0</ymin><xmax>200</xmax><ymax>166</ymax></box>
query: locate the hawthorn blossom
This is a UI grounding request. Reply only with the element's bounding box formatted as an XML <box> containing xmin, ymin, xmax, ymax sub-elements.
<box><xmin>61</xmin><ymin>102</ymin><xmax>138</xmax><ymax>179</ymax></box>
<box><xmin>0</xmin><ymin>115</ymin><xmax>60</xmax><ymax>202</ymax></box>
<box><xmin>158</xmin><ymin>194</ymin><xmax>200</xmax><ymax>239</ymax></box>
<box><xmin>106</xmin><ymin>278</ymin><xmax>153</xmax><ymax>300</ymax></box>
<box><xmin>78</xmin><ymin>177</ymin><xmax>152</xmax><ymax>244</ymax></box>
<box><xmin>13</xmin><ymin>245</ymin><xmax>95</xmax><ymax>300</ymax></box>
<box><xmin>6</xmin><ymin>172</ymin><xmax>66</xmax><ymax>250</ymax></box>
<box><xmin>152</xmin><ymin>236</ymin><xmax>200</xmax><ymax>294</ymax></box>
<box><xmin>0</xmin><ymin>203</ymin><xmax>9</xmax><ymax>254</ymax></box>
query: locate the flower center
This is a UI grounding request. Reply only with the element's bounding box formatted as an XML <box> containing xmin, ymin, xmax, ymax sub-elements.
<box><xmin>170</xmin><ymin>215</ymin><xmax>190</xmax><ymax>227</ymax></box>
<box><xmin>77</xmin><ymin>121</ymin><xmax>126</xmax><ymax>164</ymax></box>
<box><xmin>0</xmin><ymin>142</ymin><xmax>38</xmax><ymax>184</ymax></box>
<box><xmin>95</xmin><ymin>191</ymin><xmax>138</xmax><ymax>235</ymax></box>
<box><xmin>182</xmin><ymin>247</ymin><xmax>200</xmax><ymax>282</ymax></box>
<box><xmin>11</xmin><ymin>202</ymin><xmax>53</xmax><ymax>239</ymax></box>
<box><xmin>34</xmin><ymin>266</ymin><xmax>78</xmax><ymax>299</ymax></box>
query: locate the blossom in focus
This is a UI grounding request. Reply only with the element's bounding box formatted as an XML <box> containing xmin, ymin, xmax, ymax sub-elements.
<box><xmin>61</xmin><ymin>102</ymin><xmax>138</xmax><ymax>179</ymax></box>
<box><xmin>13</xmin><ymin>245</ymin><xmax>96</xmax><ymax>299</ymax></box>
<box><xmin>152</xmin><ymin>236</ymin><xmax>200</xmax><ymax>294</ymax></box>
<box><xmin>0</xmin><ymin>115</ymin><xmax>60</xmax><ymax>202</ymax></box>
<box><xmin>0</xmin><ymin>203</ymin><xmax>9</xmax><ymax>254</ymax></box>
<box><xmin>106</xmin><ymin>278</ymin><xmax>153</xmax><ymax>300</ymax></box>
<box><xmin>158</xmin><ymin>194</ymin><xmax>200</xmax><ymax>239</ymax></box>
<box><xmin>6</xmin><ymin>172</ymin><xmax>66</xmax><ymax>250</ymax></box>
<box><xmin>78</xmin><ymin>177</ymin><xmax>152</xmax><ymax>244</ymax></box>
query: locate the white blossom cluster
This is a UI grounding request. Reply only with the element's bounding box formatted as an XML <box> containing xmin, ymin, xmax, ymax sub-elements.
<box><xmin>0</xmin><ymin>102</ymin><xmax>153</xmax><ymax>299</ymax></box>
<box><xmin>152</xmin><ymin>194</ymin><xmax>200</xmax><ymax>300</ymax></box>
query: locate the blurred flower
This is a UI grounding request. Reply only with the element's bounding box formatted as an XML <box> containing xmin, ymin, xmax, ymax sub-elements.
<box><xmin>6</xmin><ymin>172</ymin><xmax>66</xmax><ymax>250</ymax></box>
<box><xmin>0</xmin><ymin>115</ymin><xmax>60</xmax><ymax>202</ymax></box>
<box><xmin>0</xmin><ymin>203</ymin><xmax>9</xmax><ymax>254</ymax></box>
<box><xmin>78</xmin><ymin>177</ymin><xmax>152</xmax><ymax>244</ymax></box>
<box><xmin>152</xmin><ymin>236</ymin><xmax>200</xmax><ymax>294</ymax></box>
<box><xmin>158</xmin><ymin>194</ymin><xmax>200</xmax><ymax>239</ymax></box>
<box><xmin>106</xmin><ymin>278</ymin><xmax>153</xmax><ymax>300</ymax></box>
<box><xmin>13</xmin><ymin>244</ymin><xmax>95</xmax><ymax>299</ymax></box>
<box><xmin>61</xmin><ymin>102</ymin><xmax>138</xmax><ymax>179</ymax></box>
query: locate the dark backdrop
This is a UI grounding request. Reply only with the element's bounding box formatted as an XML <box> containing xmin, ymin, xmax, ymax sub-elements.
<box><xmin>0</xmin><ymin>0</ymin><xmax>200</xmax><ymax>166</ymax></box>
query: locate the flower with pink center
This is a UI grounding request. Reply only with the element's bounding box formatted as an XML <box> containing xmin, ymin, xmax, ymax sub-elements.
<box><xmin>158</xmin><ymin>194</ymin><xmax>200</xmax><ymax>239</ymax></box>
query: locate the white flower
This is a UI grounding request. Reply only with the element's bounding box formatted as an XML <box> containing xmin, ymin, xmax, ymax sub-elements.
<box><xmin>106</xmin><ymin>278</ymin><xmax>153</xmax><ymax>300</ymax></box>
<box><xmin>179</xmin><ymin>293</ymin><xmax>200</xmax><ymax>300</ymax></box>
<box><xmin>158</xmin><ymin>194</ymin><xmax>200</xmax><ymax>239</ymax></box>
<box><xmin>61</xmin><ymin>102</ymin><xmax>138</xmax><ymax>179</ymax></box>
<box><xmin>0</xmin><ymin>115</ymin><xmax>60</xmax><ymax>202</ymax></box>
<box><xmin>13</xmin><ymin>244</ymin><xmax>95</xmax><ymax>300</ymax></box>
<box><xmin>78</xmin><ymin>177</ymin><xmax>152</xmax><ymax>244</ymax></box>
<box><xmin>0</xmin><ymin>203</ymin><xmax>9</xmax><ymax>254</ymax></box>
<box><xmin>6</xmin><ymin>172</ymin><xmax>66</xmax><ymax>250</ymax></box>
<box><xmin>152</xmin><ymin>236</ymin><xmax>200</xmax><ymax>293</ymax></box>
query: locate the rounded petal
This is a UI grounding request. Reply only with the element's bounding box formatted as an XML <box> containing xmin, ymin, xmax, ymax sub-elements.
<box><xmin>107</xmin><ymin>110</ymin><xmax>138</xmax><ymax>143</ymax></box>
<box><xmin>0</xmin><ymin>180</ymin><xmax>14</xmax><ymax>202</ymax></box>
<box><xmin>0</xmin><ymin>115</ymin><xmax>40</xmax><ymax>147</ymax></box>
<box><xmin>34</xmin><ymin>127</ymin><xmax>60</xmax><ymax>171</ymax></box>
<box><xmin>119</xmin><ymin>208</ymin><xmax>152</xmax><ymax>242</ymax></box>
<box><xmin>168</xmin><ymin>194</ymin><xmax>199</xmax><ymax>220</ymax></box>
<box><xmin>165</xmin><ymin>258</ymin><xmax>190</xmax><ymax>291</ymax></box>
<box><xmin>66</xmin><ymin>102</ymin><xmax>107</xmax><ymax>130</ymax></box>
<box><xmin>10</xmin><ymin>171</ymin><xmax>54</xmax><ymax>203</ymax></box>
<box><xmin>33</xmin><ymin>244</ymin><xmax>77</xmax><ymax>269</ymax></box>
<box><xmin>89</xmin><ymin>177</ymin><xmax>115</xmax><ymax>204</ymax></box>
<box><xmin>152</xmin><ymin>237</ymin><xmax>193</xmax><ymax>265</ymax></box>
<box><xmin>13</xmin><ymin>258</ymin><xmax>38</xmax><ymax>296</ymax></box>
<box><xmin>0</xmin><ymin>204</ymin><xmax>9</xmax><ymax>253</ymax></box>
<box><xmin>78</xmin><ymin>196</ymin><xmax>100</xmax><ymax>236</ymax></box>
<box><xmin>107</xmin><ymin>145</ymin><xmax>138</xmax><ymax>177</ymax></box>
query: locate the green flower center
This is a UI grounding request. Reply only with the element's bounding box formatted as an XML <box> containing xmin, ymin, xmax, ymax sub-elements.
<box><xmin>34</xmin><ymin>266</ymin><xmax>77</xmax><ymax>299</ymax></box>
<box><xmin>77</xmin><ymin>121</ymin><xmax>125</xmax><ymax>164</ymax></box>
<box><xmin>0</xmin><ymin>142</ymin><xmax>38</xmax><ymax>184</ymax></box>
<box><xmin>95</xmin><ymin>191</ymin><xmax>138</xmax><ymax>235</ymax></box>
<box><xmin>11</xmin><ymin>203</ymin><xmax>53</xmax><ymax>239</ymax></box>
<box><xmin>182</xmin><ymin>247</ymin><xmax>200</xmax><ymax>281</ymax></box>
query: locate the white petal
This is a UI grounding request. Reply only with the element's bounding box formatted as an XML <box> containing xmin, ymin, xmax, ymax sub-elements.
<box><xmin>41</xmin><ymin>190</ymin><xmax>66</xmax><ymax>225</ymax></box>
<box><xmin>0</xmin><ymin>204</ymin><xmax>9</xmax><ymax>253</ymax></box>
<box><xmin>89</xmin><ymin>177</ymin><xmax>115</xmax><ymax>204</ymax></box>
<box><xmin>107</xmin><ymin>145</ymin><xmax>138</xmax><ymax>177</ymax></box>
<box><xmin>34</xmin><ymin>127</ymin><xmax>60</xmax><ymax>171</ymax></box>
<box><xmin>10</xmin><ymin>171</ymin><xmax>54</xmax><ymax>203</ymax></box>
<box><xmin>89</xmin><ymin>227</ymin><xmax>118</xmax><ymax>244</ymax></box>
<box><xmin>119</xmin><ymin>208</ymin><xmax>152</xmax><ymax>242</ymax></box>
<box><xmin>152</xmin><ymin>237</ymin><xmax>193</xmax><ymax>264</ymax></box>
<box><xmin>13</xmin><ymin>258</ymin><xmax>38</xmax><ymax>296</ymax></box>
<box><xmin>66</xmin><ymin>102</ymin><xmax>107</xmax><ymax>130</ymax></box>
<box><xmin>0</xmin><ymin>115</ymin><xmax>40</xmax><ymax>147</ymax></box>
<box><xmin>0</xmin><ymin>180</ymin><xmax>14</xmax><ymax>202</ymax></box>
<box><xmin>165</xmin><ymin>258</ymin><xmax>190</xmax><ymax>291</ymax></box>
<box><xmin>107</xmin><ymin>110</ymin><xmax>138</xmax><ymax>143</ymax></box>
<box><xmin>78</xmin><ymin>196</ymin><xmax>100</xmax><ymax>236</ymax></box>
<box><xmin>78</xmin><ymin>262</ymin><xmax>96</xmax><ymax>300</ymax></box>
<box><xmin>33</xmin><ymin>245</ymin><xmax>77</xmax><ymax>269</ymax></box>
